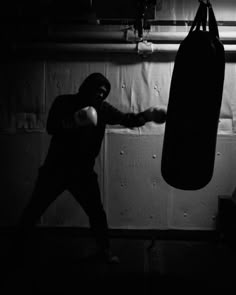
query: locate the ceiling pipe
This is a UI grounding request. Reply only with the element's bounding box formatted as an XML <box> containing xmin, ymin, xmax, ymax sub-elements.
<box><xmin>128</xmin><ymin>31</ymin><xmax>236</xmax><ymax>43</ymax></box>
<box><xmin>10</xmin><ymin>42</ymin><xmax>236</xmax><ymax>54</ymax></box>
<box><xmin>48</xmin><ymin>30</ymin><xmax>129</xmax><ymax>42</ymax></box>
<box><xmin>46</xmin><ymin>30</ymin><xmax>236</xmax><ymax>44</ymax></box>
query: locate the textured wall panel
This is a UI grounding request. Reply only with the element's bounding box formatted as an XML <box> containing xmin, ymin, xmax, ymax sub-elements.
<box><xmin>105</xmin><ymin>133</ymin><xmax>169</xmax><ymax>229</ymax></box>
<box><xmin>105</xmin><ymin>133</ymin><xmax>236</xmax><ymax>230</ymax></box>
<box><xmin>168</xmin><ymin>136</ymin><xmax>236</xmax><ymax>230</ymax></box>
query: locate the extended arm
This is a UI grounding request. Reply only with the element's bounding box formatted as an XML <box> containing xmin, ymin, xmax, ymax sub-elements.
<box><xmin>101</xmin><ymin>102</ymin><xmax>166</xmax><ymax>128</ymax></box>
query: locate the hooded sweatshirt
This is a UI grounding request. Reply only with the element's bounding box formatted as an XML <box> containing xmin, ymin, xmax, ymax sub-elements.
<box><xmin>44</xmin><ymin>73</ymin><xmax>147</xmax><ymax>175</ymax></box>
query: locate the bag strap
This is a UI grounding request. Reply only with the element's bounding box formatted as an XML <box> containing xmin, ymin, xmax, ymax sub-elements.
<box><xmin>189</xmin><ymin>1</ymin><xmax>207</xmax><ymax>34</ymax></box>
<box><xmin>189</xmin><ymin>1</ymin><xmax>220</xmax><ymax>38</ymax></box>
<box><xmin>208</xmin><ymin>2</ymin><xmax>220</xmax><ymax>38</ymax></box>
<box><xmin>201</xmin><ymin>3</ymin><xmax>207</xmax><ymax>31</ymax></box>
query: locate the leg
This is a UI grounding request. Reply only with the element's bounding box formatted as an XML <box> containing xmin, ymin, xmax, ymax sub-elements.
<box><xmin>13</xmin><ymin>166</ymin><xmax>65</xmax><ymax>260</ymax></box>
<box><xmin>18</xmin><ymin>166</ymin><xmax>65</xmax><ymax>232</ymax></box>
<box><xmin>68</xmin><ymin>172</ymin><xmax>110</xmax><ymax>252</ymax></box>
<box><xmin>68</xmin><ymin>172</ymin><xmax>119</xmax><ymax>263</ymax></box>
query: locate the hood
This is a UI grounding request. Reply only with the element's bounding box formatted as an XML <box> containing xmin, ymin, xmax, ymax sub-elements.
<box><xmin>79</xmin><ymin>73</ymin><xmax>111</xmax><ymax>102</ymax></box>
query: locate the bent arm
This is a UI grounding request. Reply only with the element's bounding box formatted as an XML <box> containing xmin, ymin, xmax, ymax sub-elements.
<box><xmin>46</xmin><ymin>96</ymin><xmax>76</xmax><ymax>135</ymax></box>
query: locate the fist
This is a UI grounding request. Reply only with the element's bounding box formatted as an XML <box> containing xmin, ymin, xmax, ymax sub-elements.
<box><xmin>151</xmin><ymin>107</ymin><xmax>167</xmax><ymax>124</ymax></box>
<box><xmin>143</xmin><ymin>107</ymin><xmax>167</xmax><ymax>124</ymax></box>
<box><xmin>74</xmin><ymin>106</ymin><xmax>98</xmax><ymax>127</ymax></box>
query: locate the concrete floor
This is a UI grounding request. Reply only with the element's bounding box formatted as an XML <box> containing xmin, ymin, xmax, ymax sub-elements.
<box><xmin>1</xmin><ymin>229</ymin><xmax>236</xmax><ymax>294</ymax></box>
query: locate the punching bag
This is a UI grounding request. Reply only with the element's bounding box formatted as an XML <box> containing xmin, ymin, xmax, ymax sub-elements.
<box><xmin>161</xmin><ymin>1</ymin><xmax>225</xmax><ymax>190</ymax></box>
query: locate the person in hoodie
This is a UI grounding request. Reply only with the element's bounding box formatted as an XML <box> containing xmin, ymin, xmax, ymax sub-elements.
<box><xmin>17</xmin><ymin>73</ymin><xmax>166</xmax><ymax>263</ymax></box>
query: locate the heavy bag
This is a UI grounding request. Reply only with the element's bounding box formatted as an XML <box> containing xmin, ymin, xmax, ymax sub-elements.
<box><xmin>161</xmin><ymin>1</ymin><xmax>225</xmax><ymax>190</ymax></box>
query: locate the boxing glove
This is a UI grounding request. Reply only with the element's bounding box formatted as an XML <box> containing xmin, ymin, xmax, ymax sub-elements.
<box><xmin>74</xmin><ymin>106</ymin><xmax>98</xmax><ymax>127</ymax></box>
<box><xmin>142</xmin><ymin>107</ymin><xmax>167</xmax><ymax>124</ymax></box>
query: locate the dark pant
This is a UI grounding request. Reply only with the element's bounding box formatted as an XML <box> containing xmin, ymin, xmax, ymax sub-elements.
<box><xmin>17</xmin><ymin>165</ymin><xmax>110</xmax><ymax>251</ymax></box>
